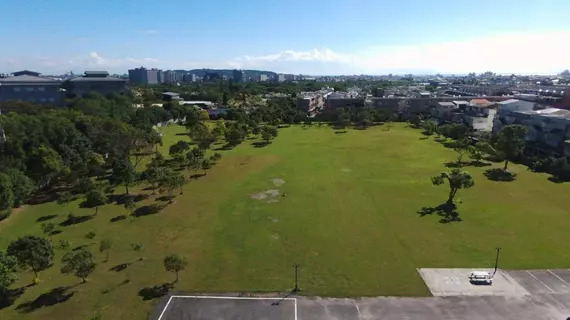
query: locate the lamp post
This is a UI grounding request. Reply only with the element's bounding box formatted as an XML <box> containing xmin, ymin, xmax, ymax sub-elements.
<box><xmin>293</xmin><ymin>265</ymin><xmax>299</xmax><ymax>293</ymax></box>
<box><xmin>493</xmin><ymin>247</ymin><xmax>502</xmax><ymax>276</ymax></box>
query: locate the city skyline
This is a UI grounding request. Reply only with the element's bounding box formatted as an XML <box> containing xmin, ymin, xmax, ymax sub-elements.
<box><xmin>1</xmin><ymin>0</ymin><xmax>570</xmax><ymax>75</ymax></box>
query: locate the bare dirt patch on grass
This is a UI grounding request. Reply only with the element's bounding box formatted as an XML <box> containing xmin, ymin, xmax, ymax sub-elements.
<box><xmin>272</xmin><ymin>178</ymin><xmax>286</xmax><ymax>187</ymax></box>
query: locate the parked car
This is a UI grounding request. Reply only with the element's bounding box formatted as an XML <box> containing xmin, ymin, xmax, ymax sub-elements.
<box><xmin>469</xmin><ymin>271</ymin><xmax>493</xmax><ymax>284</ymax></box>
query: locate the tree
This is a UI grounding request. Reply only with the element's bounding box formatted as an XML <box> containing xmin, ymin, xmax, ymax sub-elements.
<box><xmin>57</xmin><ymin>191</ymin><xmax>72</xmax><ymax>214</ymax></box>
<box><xmin>61</xmin><ymin>248</ymin><xmax>96</xmax><ymax>283</ymax></box>
<box><xmin>0</xmin><ymin>250</ymin><xmax>17</xmax><ymax>293</ymax></box>
<box><xmin>86</xmin><ymin>231</ymin><xmax>97</xmax><ymax>240</ymax></box>
<box><xmin>431</xmin><ymin>169</ymin><xmax>475</xmax><ymax>205</ymax></box>
<box><xmin>453</xmin><ymin>138</ymin><xmax>471</xmax><ymax>164</ymax></box>
<box><xmin>201</xmin><ymin>159</ymin><xmax>212</xmax><ymax>175</ymax></box>
<box><xmin>131</xmin><ymin>243</ymin><xmax>144</xmax><ymax>260</ymax></box>
<box><xmin>261</xmin><ymin>127</ymin><xmax>273</xmax><ymax>144</ymax></box>
<box><xmin>144</xmin><ymin>164</ymin><xmax>167</xmax><ymax>195</ymax></box>
<box><xmin>468</xmin><ymin>145</ymin><xmax>484</xmax><ymax>164</ymax></box>
<box><xmin>99</xmin><ymin>239</ymin><xmax>113</xmax><ymax>262</ymax></box>
<box><xmin>186</xmin><ymin>148</ymin><xmax>205</xmax><ymax>172</ymax></box>
<box><xmin>41</xmin><ymin>222</ymin><xmax>55</xmax><ymax>236</ymax></box>
<box><xmin>169</xmin><ymin>140</ymin><xmax>191</xmax><ymax>157</ymax></box>
<box><xmin>212</xmin><ymin>120</ymin><xmax>227</xmax><ymax>138</ymax></box>
<box><xmin>85</xmin><ymin>188</ymin><xmax>106</xmax><ymax>215</ymax></box>
<box><xmin>495</xmin><ymin>124</ymin><xmax>527</xmax><ymax>171</ymax></box>
<box><xmin>4</xmin><ymin>169</ymin><xmax>33</xmax><ymax>207</ymax></box>
<box><xmin>124</xmin><ymin>196</ymin><xmax>137</xmax><ymax>216</ymax></box>
<box><xmin>224</xmin><ymin>126</ymin><xmax>247</xmax><ymax>147</ymax></box>
<box><xmin>160</xmin><ymin>171</ymin><xmax>184</xmax><ymax>202</ymax></box>
<box><xmin>163</xmin><ymin>254</ymin><xmax>187</xmax><ymax>283</ymax></box>
<box><xmin>7</xmin><ymin>236</ymin><xmax>55</xmax><ymax>283</ymax></box>
<box><xmin>58</xmin><ymin>239</ymin><xmax>71</xmax><ymax>250</ymax></box>
<box><xmin>111</xmin><ymin>158</ymin><xmax>138</xmax><ymax>195</ymax></box>
<box><xmin>0</xmin><ymin>173</ymin><xmax>14</xmax><ymax>212</ymax></box>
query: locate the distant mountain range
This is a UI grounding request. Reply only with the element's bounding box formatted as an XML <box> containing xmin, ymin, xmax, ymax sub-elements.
<box><xmin>174</xmin><ymin>69</ymin><xmax>278</xmax><ymax>78</ymax></box>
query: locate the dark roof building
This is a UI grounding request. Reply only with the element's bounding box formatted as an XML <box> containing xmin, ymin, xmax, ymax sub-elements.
<box><xmin>65</xmin><ymin>71</ymin><xmax>127</xmax><ymax>98</ymax></box>
<box><xmin>0</xmin><ymin>70</ymin><xmax>63</xmax><ymax>107</ymax></box>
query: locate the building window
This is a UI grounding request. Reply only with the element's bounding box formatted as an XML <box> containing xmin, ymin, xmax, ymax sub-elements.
<box><xmin>39</xmin><ymin>98</ymin><xmax>46</xmax><ymax>102</ymax></box>
<box><xmin>13</xmin><ymin>87</ymin><xmax>21</xmax><ymax>92</ymax></box>
<box><xmin>37</xmin><ymin>87</ymin><xmax>45</xmax><ymax>92</ymax></box>
<box><xmin>25</xmin><ymin>87</ymin><xmax>34</xmax><ymax>92</ymax></box>
<box><xmin>48</xmin><ymin>98</ymin><xmax>55</xmax><ymax>103</ymax></box>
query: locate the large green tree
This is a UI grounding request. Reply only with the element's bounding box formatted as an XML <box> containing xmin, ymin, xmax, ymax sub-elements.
<box><xmin>0</xmin><ymin>173</ymin><xmax>14</xmax><ymax>211</ymax></box>
<box><xmin>495</xmin><ymin>124</ymin><xmax>528</xmax><ymax>171</ymax></box>
<box><xmin>0</xmin><ymin>250</ymin><xmax>17</xmax><ymax>293</ymax></box>
<box><xmin>431</xmin><ymin>169</ymin><xmax>475</xmax><ymax>205</ymax></box>
<box><xmin>61</xmin><ymin>248</ymin><xmax>96</xmax><ymax>283</ymax></box>
<box><xmin>7</xmin><ymin>236</ymin><xmax>55</xmax><ymax>283</ymax></box>
<box><xmin>4</xmin><ymin>169</ymin><xmax>33</xmax><ymax>207</ymax></box>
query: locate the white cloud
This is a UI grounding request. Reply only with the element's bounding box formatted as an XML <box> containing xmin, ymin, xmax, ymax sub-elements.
<box><xmin>67</xmin><ymin>51</ymin><xmax>161</xmax><ymax>69</ymax></box>
<box><xmin>226</xmin><ymin>30</ymin><xmax>570</xmax><ymax>75</ymax></box>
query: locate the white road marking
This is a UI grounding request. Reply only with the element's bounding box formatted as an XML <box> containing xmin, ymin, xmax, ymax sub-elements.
<box><xmin>157</xmin><ymin>295</ymin><xmax>297</xmax><ymax>320</ymax></box>
<box><xmin>157</xmin><ymin>296</ymin><xmax>174</xmax><ymax>320</ymax></box>
<box><xmin>526</xmin><ymin>270</ymin><xmax>555</xmax><ymax>293</ymax></box>
<box><xmin>356</xmin><ymin>304</ymin><xmax>362</xmax><ymax>320</ymax></box>
<box><xmin>547</xmin><ymin>270</ymin><xmax>570</xmax><ymax>286</ymax></box>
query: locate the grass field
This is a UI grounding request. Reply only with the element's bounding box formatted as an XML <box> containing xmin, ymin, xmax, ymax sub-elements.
<box><xmin>2</xmin><ymin>123</ymin><xmax>570</xmax><ymax>320</ymax></box>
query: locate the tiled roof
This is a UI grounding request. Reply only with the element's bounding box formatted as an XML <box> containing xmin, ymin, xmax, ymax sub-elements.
<box><xmin>470</xmin><ymin>99</ymin><xmax>492</xmax><ymax>106</ymax></box>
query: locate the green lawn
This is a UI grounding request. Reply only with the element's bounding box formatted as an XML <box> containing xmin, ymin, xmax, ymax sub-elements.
<box><xmin>2</xmin><ymin>123</ymin><xmax>570</xmax><ymax>319</ymax></box>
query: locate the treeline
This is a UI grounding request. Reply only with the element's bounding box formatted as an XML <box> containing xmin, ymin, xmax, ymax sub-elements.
<box><xmin>315</xmin><ymin>106</ymin><xmax>398</xmax><ymax>129</ymax></box>
<box><xmin>0</xmin><ymin>94</ymin><xmax>204</xmax><ymax>219</ymax></box>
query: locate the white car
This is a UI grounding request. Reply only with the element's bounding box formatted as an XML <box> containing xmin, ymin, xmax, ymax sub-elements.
<box><xmin>469</xmin><ymin>271</ymin><xmax>493</xmax><ymax>284</ymax></box>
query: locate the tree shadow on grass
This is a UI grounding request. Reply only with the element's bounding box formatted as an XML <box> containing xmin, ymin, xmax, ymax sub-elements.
<box><xmin>16</xmin><ymin>286</ymin><xmax>75</xmax><ymax>313</ymax></box>
<box><xmin>189</xmin><ymin>173</ymin><xmax>206</xmax><ymax>180</ymax></box>
<box><xmin>110</xmin><ymin>215</ymin><xmax>127</xmax><ymax>222</ymax></box>
<box><xmin>0</xmin><ymin>286</ymin><xmax>29</xmax><ymax>310</ymax></box>
<box><xmin>547</xmin><ymin>175</ymin><xmax>570</xmax><ymax>184</ymax></box>
<box><xmin>417</xmin><ymin>202</ymin><xmax>462</xmax><ymax>224</ymax></box>
<box><xmin>251</xmin><ymin>141</ymin><xmax>270</xmax><ymax>148</ymax></box>
<box><xmin>49</xmin><ymin>230</ymin><xmax>62</xmax><ymax>236</ymax></box>
<box><xmin>444</xmin><ymin>161</ymin><xmax>492</xmax><ymax>168</ymax></box>
<box><xmin>213</xmin><ymin>144</ymin><xmax>234</xmax><ymax>151</ymax></box>
<box><xmin>131</xmin><ymin>204</ymin><xmax>166</xmax><ymax>218</ymax></box>
<box><xmin>59</xmin><ymin>214</ymin><xmax>94</xmax><ymax>227</ymax></box>
<box><xmin>108</xmin><ymin>193</ymin><xmax>148</xmax><ymax>205</ymax></box>
<box><xmin>156</xmin><ymin>195</ymin><xmax>176</xmax><ymax>202</ymax></box>
<box><xmin>138</xmin><ymin>283</ymin><xmax>174</xmax><ymax>301</ymax></box>
<box><xmin>483</xmin><ymin>168</ymin><xmax>517</xmax><ymax>182</ymax></box>
<box><xmin>36</xmin><ymin>214</ymin><xmax>58</xmax><ymax>222</ymax></box>
<box><xmin>334</xmin><ymin>130</ymin><xmax>347</xmax><ymax>134</ymax></box>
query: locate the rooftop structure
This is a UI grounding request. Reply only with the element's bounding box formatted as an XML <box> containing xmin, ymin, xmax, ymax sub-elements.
<box><xmin>0</xmin><ymin>70</ymin><xmax>63</xmax><ymax>106</ymax></box>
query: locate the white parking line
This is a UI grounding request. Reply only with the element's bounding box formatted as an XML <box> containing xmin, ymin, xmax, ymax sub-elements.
<box><xmin>356</xmin><ymin>304</ymin><xmax>362</xmax><ymax>320</ymax></box>
<box><xmin>157</xmin><ymin>295</ymin><xmax>298</xmax><ymax>320</ymax></box>
<box><xmin>547</xmin><ymin>270</ymin><xmax>570</xmax><ymax>286</ymax></box>
<box><xmin>526</xmin><ymin>270</ymin><xmax>555</xmax><ymax>293</ymax></box>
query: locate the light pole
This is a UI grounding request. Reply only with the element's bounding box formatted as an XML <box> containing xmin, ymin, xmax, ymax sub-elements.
<box><xmin>493</xmin><ymin>247</ymin><xmax>502</xmax><ymax>276</ymax></box>
<box><xmin>293</xmin><ymin>265</ymin><xmax>300</xmax><ymax>293</ymax></box>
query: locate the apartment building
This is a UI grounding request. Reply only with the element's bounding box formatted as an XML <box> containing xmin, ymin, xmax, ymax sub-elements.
<box><xmin>128</xmin><ymin>67</ymin><xmax>162</xmax><ymax>84</ymax></box>
<box><xmin>493</xmin><ymin>99</ymin><xmax>570</xmax><ymax>156</ymax></box>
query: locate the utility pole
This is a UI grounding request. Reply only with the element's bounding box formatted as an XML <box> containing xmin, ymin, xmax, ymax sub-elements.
<box><xmin>493</xmin><ymin>247</ymin><xmax>502</xmax><ymax>276</ymax></box>
<box><xmin>293</xmin><ymin>265</ymin><xmax>300</xmax><ymax>293</ymax></box>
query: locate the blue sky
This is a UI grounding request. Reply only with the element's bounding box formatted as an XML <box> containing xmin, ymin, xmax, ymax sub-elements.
<box><xmin>1</xmin><ymin>0</ymin><xmax>570</xmax><ymax>75</ymax></box>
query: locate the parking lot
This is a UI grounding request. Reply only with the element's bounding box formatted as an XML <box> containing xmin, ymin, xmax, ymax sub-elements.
<box><xmin>152</xmin><ymin>293</ymin><xmax>570</xmax><ymax>320</ymax></box>
<box><xmin>151</xmin><ymin>269</ymin><xmax>570</xmax><ymax>320</ymax></box>
<box><xmin>418</xmin><ymin>268</ymin><xmax>570</xmax><ymax>296</ymax></box>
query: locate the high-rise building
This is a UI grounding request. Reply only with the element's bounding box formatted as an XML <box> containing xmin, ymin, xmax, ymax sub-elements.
<box><xmin>284</xmin><ymin>74</ymin><xmax>296</xmax><ymax>81</ymax></box>
<box><xmin>233</xmin><ymin>69</ymin><xmax>245</xmax><ymax>83</ymax></box>
<box><xmin>275</xmin><ymin>74</ymin><xmax>286</xmax><ymax>82</ymax></box>
<box><xmin>257</xmin><ymin>74</ymin><xmax>268</xmax><ymax>82</ymax></box>
<box><xmin>183</xmin><ymin>73</ymin><xmax>197</xmax><ymax>82</ymax></box>
<box><xmin>128</xmin><ymin>67</ymin><xmax>161</xmax><ymax>84</ymax></box>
